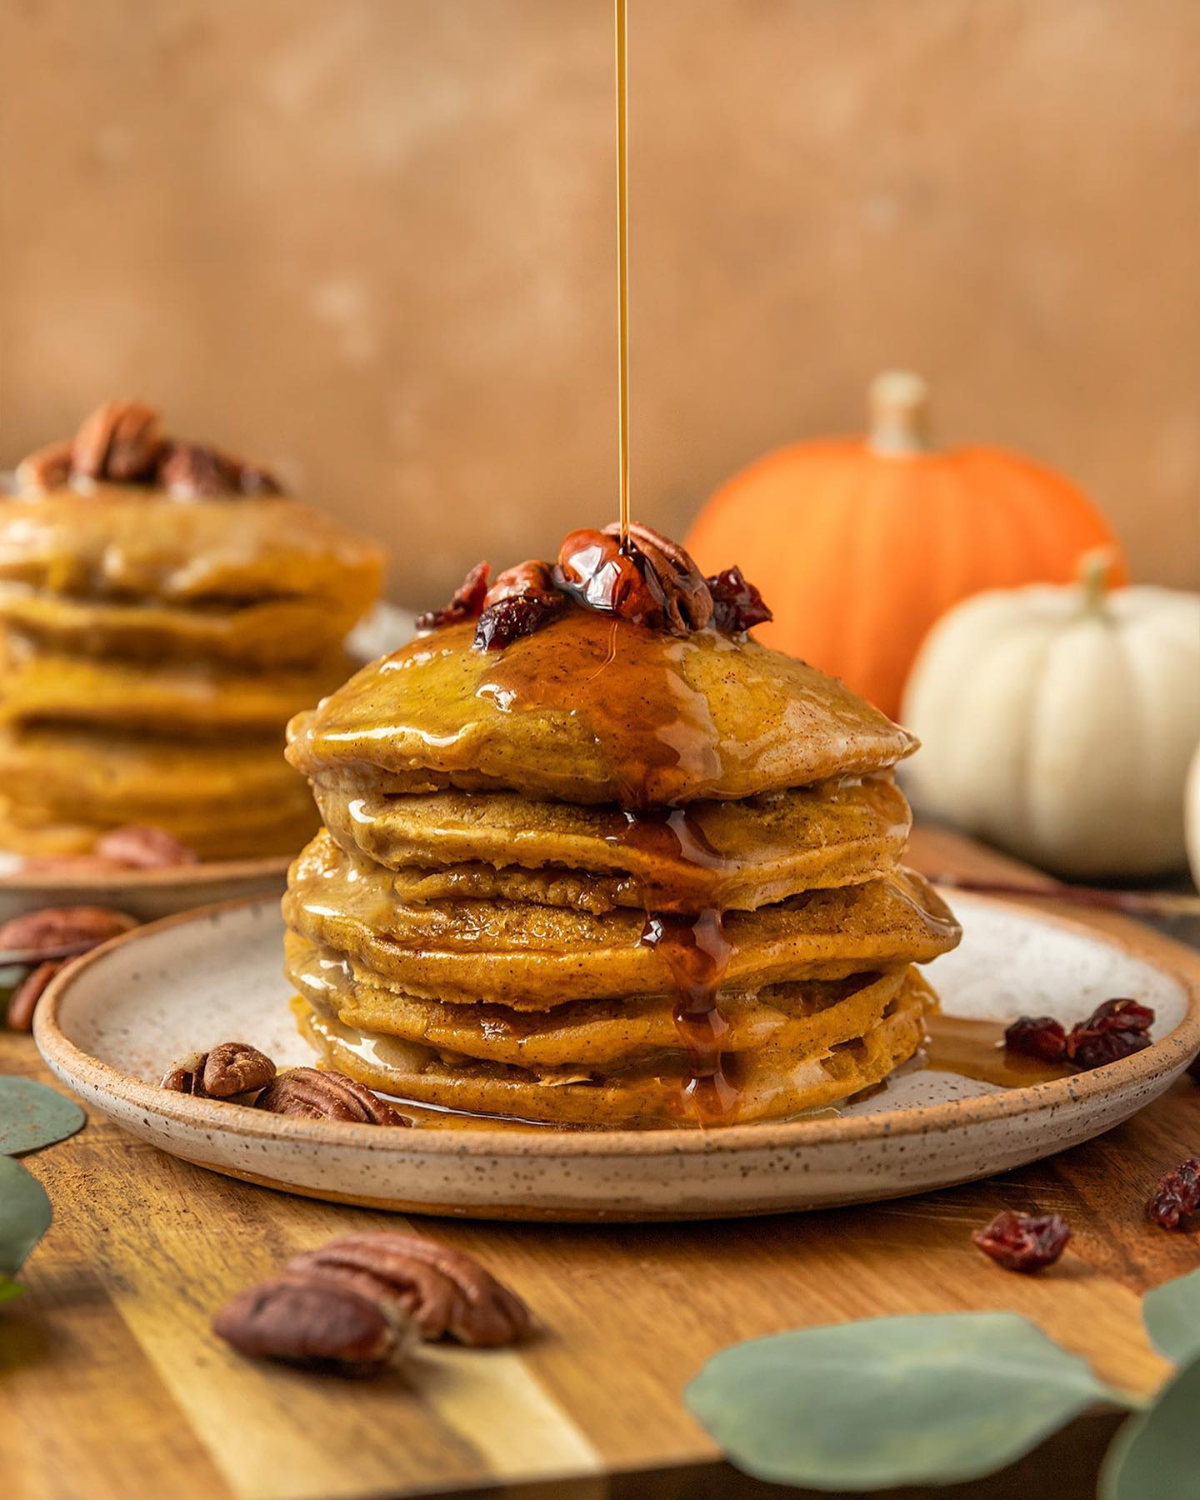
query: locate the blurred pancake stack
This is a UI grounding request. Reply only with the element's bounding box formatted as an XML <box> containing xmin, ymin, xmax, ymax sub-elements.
<box><xmin>0</xmin><ymin>401</ymin><xmax>383</xmax><ymax>861</ymax></box>
<box><xmin>284</xmin><ymin>523</ymin><xmax>960</xmax><ymax>1129</ymax></box>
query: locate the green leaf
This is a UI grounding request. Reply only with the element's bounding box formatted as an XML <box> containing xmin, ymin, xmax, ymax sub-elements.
<box><xmin>0</xmin><ymin>1275</ymin><xmax>26</xmax><ymax>1303</ymax></box>
<box><xmin>0</xmin><ymin>1155</ymin><xmax>52</xmax><ymax>1277</ymax></box>
<box><xmin>1143</xmin><ymin>1267</ymin><xmax>1200</xmax><ymax>1367</ymax></box>
<box><xmin>1101</xmin><ymin>1354</ymin><xmax>1200</xmax><ymax>1500</ymax></box>
<box><xmin>0</xmin><ymin>1076</ymin><xmax>86</xmax><ymax>1155</ymax></box>
<box><xmin>685</xmin><ymin>1312</ymin><xmax>1128</xmax><ymax>1491</ymax></box>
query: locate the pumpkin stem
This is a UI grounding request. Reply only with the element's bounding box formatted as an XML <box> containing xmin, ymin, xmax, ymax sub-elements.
<box><xmin>1077</xmin><ymin>547</ymin><xmax>1118</xmax><ymax>612</ymax></box>
<box><xmin>867</xmin><ymin>371</ymin><xmax>932</xmax><ymax>456</ymax></box>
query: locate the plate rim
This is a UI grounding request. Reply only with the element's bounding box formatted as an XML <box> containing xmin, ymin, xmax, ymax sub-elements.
<box><xmin>34</xmin><ymin>889</ymin><xmax>1200</xmax><ymax>1159</ymax></box>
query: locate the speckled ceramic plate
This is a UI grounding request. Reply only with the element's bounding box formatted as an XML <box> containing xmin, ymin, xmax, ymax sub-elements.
<box><xmin>34</xmin><ymin>893</ymin><xmax>1200</xmax><ymax>1221</ymax></box>
<box><xmin>0</xmin><ymin>850</ymin><xmax>290</xmax><ymax>925</ymax></box>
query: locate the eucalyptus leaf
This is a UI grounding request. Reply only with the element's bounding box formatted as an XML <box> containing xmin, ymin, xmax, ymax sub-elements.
<box><xmin>685</xmin><ymin>1312</ymin><xmax>1128</xmax><ymax>1491</ymax></box>
<box><xmin>0</xmin><ymin>1155</ymin><xmax>52</xmax><ymax>1277</ymax></box>
<box><xmin>1142</xmin><ymin>1267</ymin><xmax>1200</xmax><ymax>1367</ymax></box>
<box><xmin>1100</xmin><ymin>1354</ymin><xmax>1200</xmax><ymax>1500</ymax></box>
<box><xmin>0</xmin><ymin>1076</ymin><xmax>85</xmax><ymax>1155</ymax></box>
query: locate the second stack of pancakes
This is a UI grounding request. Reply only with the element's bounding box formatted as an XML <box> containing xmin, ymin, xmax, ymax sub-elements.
<box><xmin>283</xmin><ymin>526</ymin><xmax>959</xmax><ymax>1128</ymax></box>
<box><xmin>0</xmin><ymin>401</ymin><xmax>383</xmax><ymax>860</ymax></box>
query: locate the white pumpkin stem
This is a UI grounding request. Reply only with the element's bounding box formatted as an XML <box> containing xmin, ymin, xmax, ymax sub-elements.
<box><xmin>867</xmin><ymin>371</ymin><xmax>932</xmax><ymax>457</ymax></box>
<box><xmin>1077</xmin><ymin>547</ymin><xmax>1118</xmax><ymax>612</ymax></box>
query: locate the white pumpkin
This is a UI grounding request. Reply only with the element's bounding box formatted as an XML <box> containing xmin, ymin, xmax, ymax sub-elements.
<box><xmin>1187</xmin><ymin>742</ymin><xmax>1200</xmax><ymax>889</ymax></box>
<box><xmin>901</xmin><ymin>551</ymin><xmax>1200</xmax><ymax>879</ymax></box>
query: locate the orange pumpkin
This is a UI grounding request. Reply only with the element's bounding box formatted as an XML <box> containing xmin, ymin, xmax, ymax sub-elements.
<box><xmin>685</xmin><ymin>372</ymin><xmax>1126</xmax><ymax>717</ymax></box>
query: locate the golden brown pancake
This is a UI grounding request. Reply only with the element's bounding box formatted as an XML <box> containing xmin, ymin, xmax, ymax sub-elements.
<box><xmin>312</xmin><ymin>773</ymin><xmax>910</xmax><ymax>909</ymax></box>
<box><xmin>286</xmin><ymin>928</ymin><xmax>909</xmax><ymax>1068</ymax></box>
<box><xmin>0</xmin><ymin>638</ymin><xmax>351</xmax><ymax>736</ymax></box>
<box><xmin>284</xmin><ymin>829</ymin><xmax>959</xmax><ymax>1004</ymax></box>
<box><xmin>0</xmin><ymin>488</ymin><xmax>383</xmax><ymax>607</ymax></box>
<box><xmin>0</xmin><ymin>586</ymin><xmax>363</xmax><ymax>667</ymax></box>
<box><xmin>287</xmin><ymin>609</ymin><xmax>916</xmax><ymax>807</ymax></box>
<box><xmin>0</xmin><ymin>726</ymin><xmax>311</xmax><ymax>818</ymax></box>
<box><xmin>291</xmin><ymin>968</ymin><xmax>935</xmax><ymax>1127</ymax></box>
<box><xmin>0</xmin><ymin>478</ymin><xmax>382</xmax><ymax>860</ymax></box>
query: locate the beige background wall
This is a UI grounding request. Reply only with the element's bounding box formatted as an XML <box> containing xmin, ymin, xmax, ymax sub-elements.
<box><xmin>1</xmin><ymin>0</ymin><xmax>1196</xmax><ymax>607</ymax></box>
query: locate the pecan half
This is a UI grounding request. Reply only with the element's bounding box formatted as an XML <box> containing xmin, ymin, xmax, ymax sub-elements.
<box><xmin>72</xmin><ymin>399</ymin><xmax>164</xmax><ymax>482</ymax></box>
<box><xmin>14</xmin><ymin>441</ymin><xmax>73</xmax><ymax>494</ymax></box>
<box><xmin>555</xmin><ymin>528</ymin><xmax>662</xmax><ymax>623</ymax></box>
<box><xmin>287</xmin><ymin>1232</ymin><xmax>531</xmax><ymax>1347</ymax></box>
<box><xmin>254</xmin><ymin>1067</ymin><xmax>407</xmax><ymax>1126</ymax></box>
<box><xmin>6</xmin><ymin>960</ymin><xmax>64</xmax><ymax>1032</ymax></box>
<box><xmin>0</xmin><ymin>905</ymin><xmax>138</xmax><ymax>957</ymax></box>
<box><xmin>416</xmin><ymin>561</ymin><xmax>491</xmax><ymax>631</ymax></box>
<box><xmin>156</xmin><ymin>441</ymin><xmax>233</xmax><ymax>498</ymax></box>
<box><xmin>604</xmin><ymin>522</ymin><xmax>714</xmax><ymax>634</ymax></box>
<box><xmin>163</xmin><ymin>1041</ymin><xmax>276</xmax><ymax>1099</ymax></box>
<box><xmin>94</xmin><ymin>825</ymin><xmax>198</xmax><ymax>870</ymax></box>
<box><xmin>213</xmin><ymin>1274</ymin><xmax>408</xmax><ymax>1375</ymax></box>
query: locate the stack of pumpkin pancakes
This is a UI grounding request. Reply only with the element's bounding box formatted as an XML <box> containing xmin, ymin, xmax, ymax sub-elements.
<box><xmin>0</xmin><ymin>402</ymin><xmax>383</xmax><ymax>859</ymax></box>
<box><xmin>284</xmin><ymin>526</ymin><xmax>961</xmax><ymax>1128</ymax></box>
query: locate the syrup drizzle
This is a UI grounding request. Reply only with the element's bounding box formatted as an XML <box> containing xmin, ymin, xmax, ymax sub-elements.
<box><xmin>614</xmin><ymin>0</ymin><xmax>631</xmax><ymax>545</ymax></box>
<box><xmin>923</xmin><ymin>1015</ymin><xmax>1074</xmax><ymax>1089</ymax></box>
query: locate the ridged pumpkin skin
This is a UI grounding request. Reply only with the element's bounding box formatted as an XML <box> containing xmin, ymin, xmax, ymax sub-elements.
<box><xmin>685</xmin><ymin>378</ymin><xmax>1125</xmax><ymax>717</ymax></box>
<box><xmin>901</xmin><ymin>563</ymin><xmax>1200</xmax><ymax>879</ymax></box>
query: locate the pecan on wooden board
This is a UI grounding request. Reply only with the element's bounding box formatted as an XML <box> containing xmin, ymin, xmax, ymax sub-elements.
<box><xmin>213</xmin><ymin>1274</ymin><xmax>409</xmax><ymax>1375</ymax></box>
<box><xmin>288</xmin><ymin>1232</ymin><xmax>532</xmax><ymax>1348</ymax></box>
<box><xmin>6</xmin><ymin>960</ymin><xmax>64</xmax><ymax>1032</ymax></box>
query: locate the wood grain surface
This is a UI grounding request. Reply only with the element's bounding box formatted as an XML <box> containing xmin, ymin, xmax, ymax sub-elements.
<box><xmin>2</xmin><ymin>826</ymin><xmax>1198</xmax><ymax>1500</ymax></box>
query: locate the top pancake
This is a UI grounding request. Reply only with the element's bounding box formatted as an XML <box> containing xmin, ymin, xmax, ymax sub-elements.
<box><xmin>288</xmin><ymin>607</ymin><xmax>916</xmax><ymax>806</ymax></box>
<box><xmin>0</xmin><ymin>487</ymin><xmax>384</xmax><ymax>608</ymax></box>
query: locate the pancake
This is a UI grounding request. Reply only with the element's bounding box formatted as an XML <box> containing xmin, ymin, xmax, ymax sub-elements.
<box><xmin>0</xmin><ymin>418</ymin><xmax>383</xmax><ymax>864</ymax></box>
<box><xmin>0</xmin><ymin>488</ymin><xmax>384</xmax><ymax>607</ymax></box>
<box><xmin>0</xmin><ymin>638</ymin><xmax>351</xmax><ymax>736</ymax></box>
<box><xmin>286</xmin><ymin>609</ymin><xmax>916</xmax><ymax>807</ymax></box>
<box><xmin>0</xmin><ymin>727</ymin><xmax>309</xmax><ymax>816</ymax></box>
<box><xmin>312</xmin><ymin>773</ymin><xmax>910</xmax><ymax>909</ymax></box>
<box><xmin>0</xmin><ymin>585</ymin><xmax>363</xmax><ymax>667</ymax></box>
<box><xmin>286</xmin><ymin>928</ymin><xmax>909</xmax><ymax>1068</ymax></box>
<box><xmin>284</xmin><ymin>830</ymin><xmax>960</xmax><ymax>1004</ymax></box>
<box><xmin>0</xmin><ymin>796</ymin><xmax>317</xmax><ymax>859</ymax></box>
<box><xmin>291</xmin><ymin>968</ymin><xmax>935</xmax><ymax>1127</ymax></box>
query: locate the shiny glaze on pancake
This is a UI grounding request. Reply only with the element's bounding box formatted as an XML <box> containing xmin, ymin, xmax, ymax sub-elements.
<box><xmin>287</xmin><ymin>607</ymin><xmax>917</xmax><ymax>807</ymax></box>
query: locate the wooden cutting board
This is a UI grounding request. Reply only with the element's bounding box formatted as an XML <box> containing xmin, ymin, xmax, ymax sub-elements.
<box><xmin>2</xmin><ymin>826</ymin><xmax>1198</xmax><ymax>1500</ymax></box>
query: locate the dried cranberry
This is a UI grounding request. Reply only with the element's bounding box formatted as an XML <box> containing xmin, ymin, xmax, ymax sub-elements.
<box><xmin>1004</xmin><ymin>1015</ymin><xmax>1069</xmax><ymax>1063</ymax></box>
<box><xmin>474</xmin><ymin>592</ymin><xmax>566</xmax><ymax>651</ymax></box>
<box><xmin>416</xmin><ymin>562</ymin><xmax>491</xmax><ymax>631</ymax></box>
<box><xmin>1148</xmin><ymin>1158</ymin><xmax>1200</xmax><ymax>1230</ymax></box>
<box><xmin>707</xmin><ymin>566</ymin><xmax>773</xmax><ymax>635</ymax></box>
<box><xmin>1066</xmin><ymin>998</ymin><xmax>1155</xmax><ymax>1071</ymax></box>
<box><xmin>972</xmin><ymin>1210</ymin><xmax>1072</xmax><ymax>1272</ymax></box>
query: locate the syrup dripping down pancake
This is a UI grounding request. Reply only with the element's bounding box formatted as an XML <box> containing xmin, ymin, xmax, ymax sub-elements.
<box><xmin>291</xmin><ymin>968</ymin><xmax>935</xmax><ymax>1128</ymax></box>
<box><xmin>311</xmin><ymin>773</ymin><xmax>910</xmax><ymax>909</ymax></box>
<box><xmin>284</xmin><ymin>830</ymin><xmax>959</xmax><ymax>1005</ymax></box>
<box><xmin>287</xmin><ymin>610</ymin><xmax>917</xmax><ymax>808</ymax></box>
<box><xmin>286</xmin><ymin>929</ymin><xmax>909</xmax><ymax>1068</ymax></box>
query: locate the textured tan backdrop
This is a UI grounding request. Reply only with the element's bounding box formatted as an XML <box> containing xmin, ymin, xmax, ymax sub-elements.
<box><xmin>1</xmin><ymin>0</ymin><xmax>1196</xmax><ymax>606</ymax></box>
